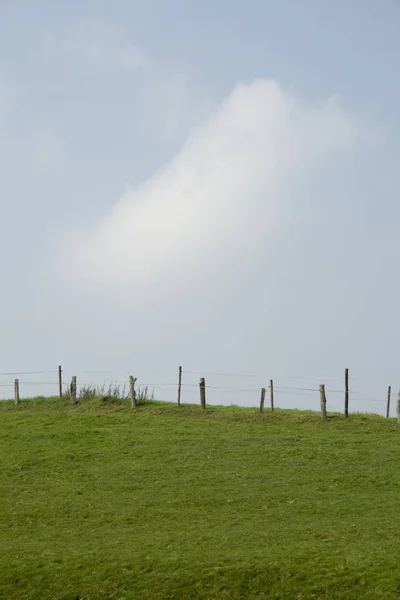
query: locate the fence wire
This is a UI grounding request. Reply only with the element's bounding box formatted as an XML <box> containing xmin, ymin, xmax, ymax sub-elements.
<box><xmin>0</xmin><ymin>366</ymin><xmax>398</xmax><ymax>416</ymax></box>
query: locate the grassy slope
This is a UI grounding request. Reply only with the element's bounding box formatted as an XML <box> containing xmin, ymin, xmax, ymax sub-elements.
<box><xmin>1</xmin><ymin>398</ymin><xmax>400</xmax><ymax>600</ymax></box>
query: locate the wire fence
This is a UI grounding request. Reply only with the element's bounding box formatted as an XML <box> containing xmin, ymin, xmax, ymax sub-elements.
<box><xmin>0</xmin><ymin>365</ymin><xmax>399</xmax><ymax>418</ymax></box>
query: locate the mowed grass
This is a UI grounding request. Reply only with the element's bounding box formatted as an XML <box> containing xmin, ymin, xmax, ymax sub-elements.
<box><xmin>1</xmin><ymin>398</ymin><xmax>400</xmax><ymax>599</ymax></box>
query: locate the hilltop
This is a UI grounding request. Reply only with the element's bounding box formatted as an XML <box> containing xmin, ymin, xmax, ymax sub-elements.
<box><xmin>1</xmin><ymin>398</ymin><xmax>400</xmax><ymax>599</ymax></box>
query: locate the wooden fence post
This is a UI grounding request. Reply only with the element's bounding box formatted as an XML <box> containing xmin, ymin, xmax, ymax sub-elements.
<box><xmin>397</xmin><ymin>391</ymin><xmax>400</xmax><ymax>424</ymax></box>
<box><xmin>344</xmin><ymin>368</ymin><xmax>349</xmax><ymax>418</ymax></box>
<box><xmin>177</xmin><ymin>366</ymin><xmax>182</xmax><ymax>408</ymax></box>
<box><xmin>260</xmin><ymin>387</ymin><xmax>266</xmax><ymax>413</ymax></box>
<box><xmin>58</xmin><ymin>365</ymin><xmax>63</xmax><ymax>400</ymax></box>
<box><xmin>14</xmin><ymin>379</ymin><xmax>19</xmax><ymax>404</ymax></box>
<box><xmin>199</xmin><ymin>378</ymin><xmax>206</xmax><ymax>409</ymax></box>
<box><xmin>71</xmin><ymin>376</ymin><xmax>77</xmax><ymax>406</ymax></box>
<box><xmin>270</xmin><ymin>380</ymin><xmax>274</xmax><ymax>411</ymax></box>
<box><xmin>129</xmin><ymin>376</ymin><xmax>137</xmax><ymax>408</ymax></box>
<box><xmin>386</xmin><ymin>385</ymin><xmax>391</xmax><ymax>418</ymax></box>
<box><xmin>319</xmin><ymin>384</ymin><xmax>327</xmax><ymax>419</ymax></box>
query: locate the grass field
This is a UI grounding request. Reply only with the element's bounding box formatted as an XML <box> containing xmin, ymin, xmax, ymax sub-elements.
<box><xmin>1</xmin><ymin>397</ymin><xmax>400</xmax><ymax>599</ymax></box>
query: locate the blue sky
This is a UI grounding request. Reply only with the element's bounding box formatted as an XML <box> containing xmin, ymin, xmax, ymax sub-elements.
<box><xmin>0</xmin><ymin>1</ymin><xmax>399</xmax><ymax>413</ymax></box>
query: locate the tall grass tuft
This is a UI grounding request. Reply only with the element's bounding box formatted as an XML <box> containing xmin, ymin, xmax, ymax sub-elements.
<box><xmin>63</xmin><ymin>382</ymin><xmax>154</xmax><ymax>405</ymax></box>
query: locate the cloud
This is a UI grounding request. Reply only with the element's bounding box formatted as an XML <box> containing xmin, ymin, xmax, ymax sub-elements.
<box><xmin>48</xmin><ymin>22</ymin><xmax>211</xmax><ymax>140</ymax></box>
<box><xmin>59</xmin><ymin>78</ymin><xmax>366</xmax><ymax>290</ymax></box>
<box><xmin>52</xmin><ymin>22</ymin><xmax>151</xmax><ymax>72</ymax></box>
<box><xmin>135</xmin><ymin>70</ymin><xmax>213</xmax><ymax>139</ymax></box>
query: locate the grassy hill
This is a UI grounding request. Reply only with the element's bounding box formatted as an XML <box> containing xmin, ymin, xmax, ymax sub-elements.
<box><xmin>1</xmin><ymin>397</ymin><xmax>400</xmax><ymax>599</ymax></box>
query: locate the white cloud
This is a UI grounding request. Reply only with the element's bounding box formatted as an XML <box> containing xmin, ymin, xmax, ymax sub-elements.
<box><xmin>59</xmin><ymin>22</ymin><xmax>151</xmax><ymax>72</ymax></box>
<box><xmin>60</xmin><ymin>78</ymin><xmax>366</xmax><ymax>289</ymax></box>
<box><xmin>135</xmin><ymin>70</ymin><xmax>213</xmax><ymax>139</ymax></box>
<box><xmin>49</xmin><ymin>22</ymin><xmax>211</xmax><ymax>141</ymax></box>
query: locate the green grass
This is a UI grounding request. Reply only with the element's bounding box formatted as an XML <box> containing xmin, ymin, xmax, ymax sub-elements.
<box><xmin>1</xmin><ymin>397</ymin><xmax>400</xmax><ymax>599</ymax></box>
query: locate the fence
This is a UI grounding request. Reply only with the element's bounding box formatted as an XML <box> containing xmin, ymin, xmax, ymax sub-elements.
<box><xmin>1</xmin><ymin>365</ymin><xmax>400</xmax><ymax>420</ymax></box>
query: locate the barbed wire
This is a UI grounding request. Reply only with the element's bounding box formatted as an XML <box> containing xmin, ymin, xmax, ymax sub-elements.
<box><xmin>0</xmin><ymin>371</ymin><xmax>56</xmax><ymax>376</ymax></box>
<box><xmin>3</xmin><ymin>381</ymin><xmax>388</xmax><ymax>400</ymax></box>
<box><xmin>183</xmin><ymin>370</ymin><xmax>259</xmax><ymax>378</ymax></box>
<box><xmin>2</xmin><ymin>367</ymin><xmax>399</xmax><ymax>384</ymax></box>
<box><xmin>0</xmin><ymin>381</ymin><xmax>391</xmax><ymax>406</ymax></box>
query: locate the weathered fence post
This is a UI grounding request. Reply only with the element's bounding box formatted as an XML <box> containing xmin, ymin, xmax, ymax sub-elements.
<box><xmin>319</xmin><ymin>384</ymin><xmax>327</xmax><ymax>419</ymax></box>
<box><xmin>260</xmin><ymin>387</ymin><xmax>266</xmax><ymax>413</ymax></box>
<box><xmin>14</xmin><ymin>379</ymin><xmax>19</xmax><ymax>404</ymax></box>
<box><xmin>344</xmin><ymin>368</ymin><xmax>349</xmax><ymax>418</ymax></box>
<box><xmin>177</xmin><ymin>366</ymin><xmax>182</xmax><ymax>408</ymax></box>
<box><xmin>129</xmin><ymin>376</ymin><xmax>137</xmax><ymax>408</ymax></box>
<box><xmin>397</xmin><ymin>391</ymin><xmax>400</xmax><ymax>424</ymax></box>
<box><xmin>58</xmin><ymin>365</ymin><xmax>63</xmax><ymax>400</ymax></box>
<box><xmin>71</xmin><ymin>376</ymin><xmax>77</xmax><ymax>406</ymax></box>
<box><xmin>270</xmin><ymin>380</ymin><xmax>274</xmax><ymax>411</ymax></box>
<box><xmin>199</xmin><ymin>377</ymin><xmax>206</xmax><ymax>409</ymax></box>
<box><xmin>386</xmin><ymin>385</ymin><xmax>391</xmax><ymax>418</ymax></box>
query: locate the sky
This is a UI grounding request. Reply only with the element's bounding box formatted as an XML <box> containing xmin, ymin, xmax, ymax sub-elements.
<box><xmin>0</xmin><ymin>0</ymin><xmax>399</xmax><ymax>414</ymax></box>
